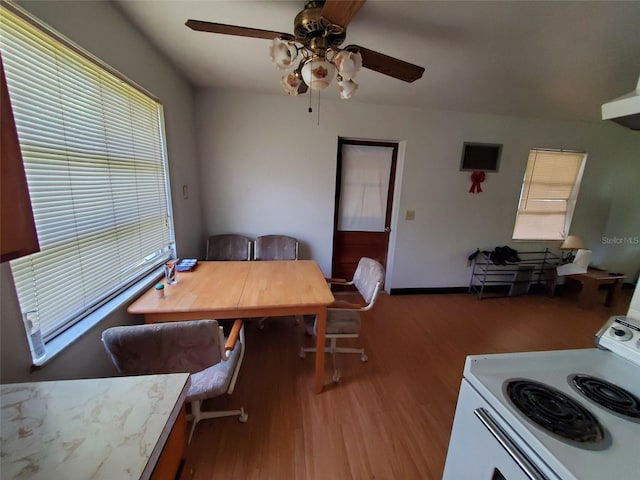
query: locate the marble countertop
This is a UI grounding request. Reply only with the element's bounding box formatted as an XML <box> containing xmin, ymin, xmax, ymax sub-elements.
<box><xmin>1</xmin><ymin>373</ymin><xmax>190</xmax><ymax>480</ymax></box>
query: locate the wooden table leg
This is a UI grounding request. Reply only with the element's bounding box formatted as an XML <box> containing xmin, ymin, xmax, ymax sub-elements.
<box><xmin>605</xmin><ymin>278</ymin><xmax>623</xmax><ymax>307</ymax></box>
<box><xmin>577</xmin><ymin>277</ymin><xmax>598</xmax><ymax>308</ymax></box>
<box><xmin>314</xmin><ymin>307</ymin><xmax>327</xmax><ymax>394</ymax></box>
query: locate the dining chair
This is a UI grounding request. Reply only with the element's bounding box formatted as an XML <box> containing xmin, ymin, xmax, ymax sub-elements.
<box><xmin>253</xmin><ymin>234</ymin><xmax>298</xmax><ymax>261</ymax></box>
<box><xmin>206</xmin><ymin>234</ymin><xmax>252</xmax><ymax>261</ymax></box>
<box><xmin>101</xmin><ymin>319</ymin><xmax>248</xmax><ymax>443</ymax></box>
<box><xmin>300</xmin><ymin>257</ymin><xmax>385</xmax><ymax>382</ymax></box>
<box><xmin>254</xmin><ymin>235</ymin><xmax>300</xmax><ymax>329</ymax></box>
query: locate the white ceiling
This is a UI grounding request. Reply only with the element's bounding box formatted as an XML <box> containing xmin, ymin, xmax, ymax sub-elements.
<box><xmin>116</xmin><ymin>0</ymin><xmax>640</xmax><ymax>123</ymax></box>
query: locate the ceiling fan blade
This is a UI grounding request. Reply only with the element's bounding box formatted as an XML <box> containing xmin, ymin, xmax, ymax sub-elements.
<box><xmin>185</xmin><ymin>19</ymin><xmax>292</xmax><ymax>41</ymax></box>
<box><xmin>346</xmin><ymin>45</ymin><xmax>425</xmax><ymax>83</ymax></box>
<box><xmin>321</xmin><ymin>0</ymin><xmax>366</xmax><ymax>28</ymax></box>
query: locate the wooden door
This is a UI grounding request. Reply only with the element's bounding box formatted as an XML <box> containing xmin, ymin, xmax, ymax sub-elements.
<box><xmin>332</xmin><ymin>139</ymin><xmax>397</xmax><ymax>282</ymax></box>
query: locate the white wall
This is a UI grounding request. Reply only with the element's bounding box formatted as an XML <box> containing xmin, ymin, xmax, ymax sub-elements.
<box><xmin>1</xmin><ymin>1</ymin><xmax>200</xmax><ymax>383</ymax></box>
<box><xmin>196</xmin><ymin>89</ymin><xmax>640</xmax><ymax>288</ymax></box>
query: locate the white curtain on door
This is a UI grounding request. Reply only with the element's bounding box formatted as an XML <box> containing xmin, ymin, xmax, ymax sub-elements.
<box><xmin>337</xmin><ymin>145</ymin><xmax>393</xmax><ymax>232</ymax></box>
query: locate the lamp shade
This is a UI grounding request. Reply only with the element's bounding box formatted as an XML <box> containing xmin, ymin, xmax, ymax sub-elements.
<box><xmin>337</xmin><ymin>79</ymin><xmax>358</xmax><ymax>99</ymax></box>
<box><xmin>280</xmin><ymin>71</ymin><xmax>302</xmax><ymax>95</ymax></box>
<box><xmin>301</xmin><ymin>57</ymin><xmax>335</xmax><ymax>90</ymax></box>
<box><xmin>561</xmin><ymin>235</ymin><xmax>585</xmax><ymax>250</ymax></box>
<box><xmin>269</xmin><ymin>38</ymin><xmax>298</xmax><ymax>70</ymax></box>
<box><xmin>334</xmin><ymin>50</ymin><xmax>362</xmax><ymax>81</ymax></box>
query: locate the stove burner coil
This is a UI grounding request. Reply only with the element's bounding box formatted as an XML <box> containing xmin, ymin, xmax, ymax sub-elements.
<box><xmin>506</xmin><ymin>379</ymin><xmax>605</xmax><ymax>444</ymax></box>
<box><xmin>571</xmin><ymin>374</ymin><xmax>640</xmax><ymax>419</ymax></box>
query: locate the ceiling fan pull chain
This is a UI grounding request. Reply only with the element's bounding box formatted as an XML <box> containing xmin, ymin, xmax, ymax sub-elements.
<box><xmin>317</xmin><ymin>88</ymin><xmax>321</xmax><ymax>126</ymax></box>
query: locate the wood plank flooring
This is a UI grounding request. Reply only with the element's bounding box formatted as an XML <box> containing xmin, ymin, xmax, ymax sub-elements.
<box><xmin>181</xmin><ymin>288</ymin><xmax>633</xmax><ymax>480</ymax></box>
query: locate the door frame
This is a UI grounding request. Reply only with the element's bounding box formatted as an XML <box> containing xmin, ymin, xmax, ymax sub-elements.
<box><xmin>332</xmin><ymin>138</ymin><xmax>405</xmax><ymax>292</ymax></box>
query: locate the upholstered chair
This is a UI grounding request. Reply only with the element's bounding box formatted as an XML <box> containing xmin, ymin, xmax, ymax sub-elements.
<box><xmin>253</xmin><ymin>234</ymin><xmax>298</xmax><ymax>261</ymax></box>
<box><xmin>102</xmin><ymin>319</ymin><xmax>247</xmax><ymax>442</ymax></box>
<box><xmin>206</xmin><ymin>234</ymin><xmax>252</xmax><ymax>261</ymax></box>
<box><xmin>301</xmin><ymin>257</ymin><xmax>385</xmax><ymax>382</ymax></box>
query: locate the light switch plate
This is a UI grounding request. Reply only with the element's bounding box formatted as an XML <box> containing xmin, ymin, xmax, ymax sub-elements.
<box><xmin>405</xmin><ymin>210</ymin><xmax>415</xmax><ymax>220</ymax></box>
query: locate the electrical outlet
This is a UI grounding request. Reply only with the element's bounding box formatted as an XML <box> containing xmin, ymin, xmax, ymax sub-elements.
<box><xmin>182</xmin><ymin>185</ymin><xmax>189</xmax><ymax>200</ymax></box>
<box><xmin>405</xmin><ymin>210</ymin><xmax>415</xmax><ymax>221</ymax></box>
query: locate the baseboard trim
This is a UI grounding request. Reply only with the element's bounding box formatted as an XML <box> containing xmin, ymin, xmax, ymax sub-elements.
<box><xmin>390</xmin><ymin>282</ymin><xmax>637</xmax><ymax>296</ymax></box>
<box><xmin>390</xmin><ymin>287</ymin><xmax>469</xmax><ymax>295</ymax></box>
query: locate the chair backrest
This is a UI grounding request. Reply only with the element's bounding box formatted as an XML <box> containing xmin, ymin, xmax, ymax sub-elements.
<box><xmin>254</xmin><ymin>235</ymin><xmax>298</xmax><ymax>261</ymax></box>
<box><xmin>352</xmin><ymin>257</ymin><xmax>385</xmax><ymax>307</ymax></box>
<box><xmin>102</xmin><ymin>320</ymin><xmax>225</xmax><ymax>375</ymax></box>
<box><xmin>206</xmin><ymin>234</ymin><xmax>251</xmax><ymax>261</ymax></box>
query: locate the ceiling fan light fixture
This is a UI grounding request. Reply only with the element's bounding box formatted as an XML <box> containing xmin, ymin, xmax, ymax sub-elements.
<box><xmin>334</xmin><ymin>49</ymin><xmax>362</xmax><ymax>81</ymax></box>
<box><xmin>280</xmin><ymin>71</ymin><xmax>302</xmax><ymax>95</ymax></box>
<box><xmin>186</xmin><ymin>1</ymin><xmax>426</xmax><ymax>105</ymax></box>
<box><xmin>301</xmin><ymin>57</ymin><xmax>335</xmax><ymax>90</ymax></box>
<box><xmin>337</xmin><ymin>78</ymin><xmax>358</xmax><ymax>99</ymax></box>
<box><xmin>269</xmin><ymin>38</ymin><xmax>298</xmax><ymax>69</ymax></box>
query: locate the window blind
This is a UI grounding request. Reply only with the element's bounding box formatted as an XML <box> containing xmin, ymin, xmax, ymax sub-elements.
<box><xmin>1</xmin><ymin>5</ymin><xmax>174</xmax><ymax>340</ymax></box>
<box><xmin>512</xmin><ymin>149</ymin><xmax>586</xmax><ymax>241</ymax></box>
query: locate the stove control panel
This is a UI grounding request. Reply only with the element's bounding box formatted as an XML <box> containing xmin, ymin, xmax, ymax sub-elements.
<box><xmin>596</xmin><ymin>315</ymin><xmax>640</xmax><ymax>366</ymax></box>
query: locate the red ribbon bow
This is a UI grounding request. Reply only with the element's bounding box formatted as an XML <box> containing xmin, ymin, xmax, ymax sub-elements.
<box><xmin>469</xmin><ymin>171</ymin><xmax>486</xmax><ymax>194</ymax></box>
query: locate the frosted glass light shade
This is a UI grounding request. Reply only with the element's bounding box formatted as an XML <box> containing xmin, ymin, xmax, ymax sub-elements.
<box><xmin>301</xmin><ymin>58</ymin><xmax>335</xmax><ymax>90</ymax></box>
<box><xmin>269</xmin><ymin>38</ymin><xmax>298</xmax><ymax>70</ymax></box>
<box><xmin>337</xmin><ymin>79</ymin><xmax>358</xmax><ymax>99</ymax></box>
<box><xmin>334</xmin><ymin>50</ymin><xmax>362</xmax><ymax>81</ymax></box>
<box><xmin>280</xmin><ymin>71</ymin><xmax>302</xmax><ymax>95</ymax></box>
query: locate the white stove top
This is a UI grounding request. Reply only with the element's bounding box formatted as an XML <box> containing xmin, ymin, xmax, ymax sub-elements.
<box><xmin>597</xmin><ymin>315</ymin><xmax>640</xmax><ymax>366</ymax></box>
<box><xmin>464</xmin><ymin>348</ymin><xmax>640</xmax><ymax>480</ymax></box>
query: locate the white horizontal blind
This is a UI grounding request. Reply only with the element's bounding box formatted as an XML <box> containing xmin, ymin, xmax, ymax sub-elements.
<box><xmin>512</xmin><ymin>149</ymin><xmax>586</xmax><ymax>241</ymax></box>
<box><xmin>2</xmin><ymin>6</ymin><xmax>174</xmax><ymax>340</ymax></box>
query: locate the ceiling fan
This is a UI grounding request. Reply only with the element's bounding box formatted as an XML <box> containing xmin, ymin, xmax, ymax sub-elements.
<box><xmin>185</xmin><ymin>0</ymin><xmax>425</xmax><ymax>99</ymax></box>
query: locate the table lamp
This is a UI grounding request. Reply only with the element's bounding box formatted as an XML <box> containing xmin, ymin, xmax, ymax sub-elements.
<box><xmin>561</xmin><ymin>235</ymin><xmax>585</xmax><ymax>263</ymax></box>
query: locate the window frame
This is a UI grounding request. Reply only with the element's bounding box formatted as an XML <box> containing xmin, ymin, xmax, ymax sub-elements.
<box><xmin>1</xmin><ymin>2</ymin><xmax>176</xmax><ymax>364</ymax></box>
<box><xmin>512</xmin><ymin>148</ymin><xmax>587</xmax><ymax>242</ymax></box>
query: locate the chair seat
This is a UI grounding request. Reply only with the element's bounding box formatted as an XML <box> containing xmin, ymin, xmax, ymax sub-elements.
<box><xmin>304</xmin><ymin>310</ymin><xmax>361</xmax><ymax>336</ymax></box>
<box><xmin>187</xmin><ymin>342</ymin><xmax>241</xmax><ymax>402</ymax></box>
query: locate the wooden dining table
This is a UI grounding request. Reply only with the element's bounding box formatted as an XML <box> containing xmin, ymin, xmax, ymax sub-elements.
<box><xmin>127</xmin><ymin>260</ymin><xmax>335</xmax><ymax>393</ymax></box>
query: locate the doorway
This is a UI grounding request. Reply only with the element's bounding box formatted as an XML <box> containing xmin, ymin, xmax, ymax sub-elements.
<box><xmin>332</xmin><ymin>138</ymin><xmax>398</xmax><ymax>282</ymax></box>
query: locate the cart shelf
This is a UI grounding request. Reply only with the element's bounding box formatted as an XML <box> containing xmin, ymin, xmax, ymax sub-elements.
<box><xmin>468</xmin><ymin>248</ymin><xmax>560</xmax><ymax>299</ymax></box>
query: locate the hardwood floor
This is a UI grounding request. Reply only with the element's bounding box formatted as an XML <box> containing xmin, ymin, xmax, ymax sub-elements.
<box><xmin>181</xmin><ymin>288</ymin><xmax>633</xmax><ymax>480</ymax></box>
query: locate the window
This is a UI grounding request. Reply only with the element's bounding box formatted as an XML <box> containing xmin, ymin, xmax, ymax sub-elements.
<box><xmin>512</xmin><ymin>149</ymin><xmax>587</xmax><ymax>241</ymax></box>
<box><xmin>1</xmin><ymin>4</ymin><xmax>174</xmax><ymax>356</ymax></box>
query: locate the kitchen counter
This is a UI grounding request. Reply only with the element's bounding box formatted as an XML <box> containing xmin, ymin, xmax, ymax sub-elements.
<box><xmin>0</xmin><ymin>373</ymin><xmax>190</xmax><ymax>480</ymax></box>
